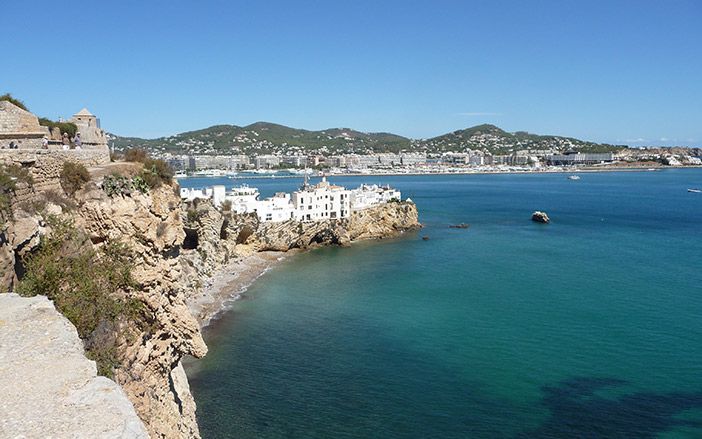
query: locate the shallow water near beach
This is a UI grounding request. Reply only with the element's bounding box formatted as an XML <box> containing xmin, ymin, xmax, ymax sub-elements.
<box><xmin>183</xmin><ymin>170</ymin><xmax>702</xmax><ymax>438</ymax></box>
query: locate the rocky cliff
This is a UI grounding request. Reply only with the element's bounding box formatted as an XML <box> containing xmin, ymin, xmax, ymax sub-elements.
<box><xmin>1</xmin><ymin>164</ymin><xmax>206</xmax><ymax>438</ymax></box>
<box><xmin>75</xmin><ymin>183</ymin><xmax>207</xmax><ymax>439</ymax></box>
<box><xmin>0</xmin><ymin>155</ymin><xmax>420</xmax><ymax>438</ymax></box>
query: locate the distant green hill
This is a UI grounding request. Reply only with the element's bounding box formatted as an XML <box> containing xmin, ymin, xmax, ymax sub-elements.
<box><xmin>421</xmin><ymin>124</ymin><xmax>624</xmax><ymax>154</ymax></box>
<box><xmin>109</xmin><ymin>122</ymin><xmax>626</xmax><ymax>156</ymax></box>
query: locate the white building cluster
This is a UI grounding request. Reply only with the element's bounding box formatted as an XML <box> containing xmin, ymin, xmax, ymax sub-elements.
<box><xmin>180</xmin><ymin>177</ymin><xmax>402</xmax><ymax>223</ymax></box>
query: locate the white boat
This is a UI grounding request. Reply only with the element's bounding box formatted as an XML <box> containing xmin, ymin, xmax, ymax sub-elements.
<box><xmin>567</xmin><ymin>175</ymin><xmax>581</xmax><ymax>180</ymax></box>
<box><xmin>174</xmin><ymin>171</ymin><xmax>187</xmax><ymax>179</ymax></box>
<box><xmin>688</xmin><ymin>188</ymin><xmax>701</xmax><ymax>193</ymax></box>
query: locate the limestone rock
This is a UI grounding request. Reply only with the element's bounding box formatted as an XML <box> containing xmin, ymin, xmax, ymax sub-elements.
<box><xmin>74</xmin><ymin>184</ymin><xmax>206</xmax><ymax>439</ymax></box>
<box><xmin>0</xmin><ymin>293</ymin><xmax>148</xmax><ymax>438</ymax></box>
<box><xmin>531</xmin><ymin>211</ymin><xmax>550</xmax><ymax>223</ymax></box>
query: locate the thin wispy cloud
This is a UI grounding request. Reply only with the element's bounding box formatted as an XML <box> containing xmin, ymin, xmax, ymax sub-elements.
<box><xmin>617</xmin><ymin>138</ymin><xmax>648</xmax><ymax>143</ymax></box>
<box><xmin>456</xmin><ymin>112</ymin><xmax>502</xmax><ymax>117</ymax></box>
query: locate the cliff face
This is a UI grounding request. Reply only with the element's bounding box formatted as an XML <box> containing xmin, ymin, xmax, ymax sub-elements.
<box><xmin>1</xmin><ymin>172</ymin><xmax>206</xmax><ymax>438</ymax></box>
<box><xmin>0</xmin><ymin>293</ymin><xmax>148</xmax><ymax>438</ymax></box>
<box><xmin>75</xmin><ymin>184</ymin><xmax>207</xmax><ymax>439</ymax></box>
<box><xmin>1</xmin><ymin>157</ymin><xmax>420</xmax><ymax>438</ymax></box>
<box><xmin>253</xmin><ymin>200</ymin><xmax>420</xmax><ymax>251</ymax></box>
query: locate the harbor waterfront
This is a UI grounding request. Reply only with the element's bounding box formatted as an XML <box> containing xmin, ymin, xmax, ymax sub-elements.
<box><xmin>183</xmin><ymin>169</ymin><xmax>702</xmax><ymax>438</ymax></box>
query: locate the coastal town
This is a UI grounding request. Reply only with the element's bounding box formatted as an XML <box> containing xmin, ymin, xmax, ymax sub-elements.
<box><xmin>107</xmin><ymin>121</ymin><xmax>702</xmax><ymax>176</ymax></box>
<box><xmin>157</xmin><ymin>148</ymin><xmax>702</xmax><ymax>178</ymax></box>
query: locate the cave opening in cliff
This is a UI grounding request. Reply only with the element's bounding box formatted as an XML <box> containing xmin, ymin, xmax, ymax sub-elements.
<box><xmin>183</xmin><ymin>228</ymin><xmax>199</xmax><ymax>250</ymax></box>
<box><xmin>14</xmin><ymin>253</ymin><xmax>27</xmax><ymax>281</ymax></box>
<box><xmin>220</xmin><ymin>219</ymin><xmax>229</xmax><ymax>240</ymax></box>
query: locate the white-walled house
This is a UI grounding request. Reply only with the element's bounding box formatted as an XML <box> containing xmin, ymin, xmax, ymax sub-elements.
<box><xmin>290</xmin><ymin>177</ymin><xmax>351</xmax><ymax>221</ymax></box>
<box><xmin>349</xmin><ymin>184</ymin><xmax>401</xmax><ymax>210</ymax></box>
<box><xmin>180</xmin><ymin>178</ymin><xmax>401</xmax><ymax>223</ymax></box>
<box><xmin>252</xmin><ymin>193</ymin><xmax>296</xmax><ymax>222</ymax></box>
<box><xmin>180</xmin><ymin>185</ymin><xmax>226</xmax><ymax>206</ymax></box>
<box><xmin>226</xmin><ymin>185</ymin><xmax>261</xmax><ymax>213</ymax></box>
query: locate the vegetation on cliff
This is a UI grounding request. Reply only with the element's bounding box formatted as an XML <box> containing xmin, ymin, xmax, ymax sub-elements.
<box><xmin>17</xmin><ymin>218</ymin><xmax>147</xmax><ymax>377</ymax></box>
<box><xmin>38</xmin><ymin>117</ymin><xmax>78</xmax><ymax>138</ymax></box>
<box><xmin>124</xmin><ymin>148</ymin><xmax>174</xmax><ymax>188</ymax></box>
<box><xmin>0</xmin><ymin>164</ymin><xmax>35</xmax><ymax>225</ymax></box>
<box><xmin>59</xmin><ymin>162</ymin><xmax>91</xmax><ymax>196</ymax></box>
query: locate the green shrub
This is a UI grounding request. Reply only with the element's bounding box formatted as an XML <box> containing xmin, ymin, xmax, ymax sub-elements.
<box><xmin>0</xmin><ymin>93</ymin><xmax>28</xmax><ymax>111</ymax></box>
<box><xmin>5</xmin><ymin>164</ymin><xmax>34</xmax><ymax>186</ymax></box>
<box><xmin>102</xmin><ymin>174</ymin><xmax>133</xmax><ymax>197</ymax></box>
<box><xmin>38</xmin><ymin>118</ymin><xmax>78</xmax><ymax>138</ymax></box>
<box><xmin>0</xmin><ymin>168</ymin><xmax>17</xmax><ymax>226</ymax></box>
<box><xmin>131</xmin><ymin>175</ymin><xmax>149</xmax><ymax>193</ymax></box>
<box><xmin>17</xmin><ymin>218</ymin><xmax>145</xmax><ymax>377</ymax></box>
<box><xmin>60</xmin><ymin>161</ymin><xmax>91</xmax><ymax>196</ymax></box>
<box><xmin>221</xmin><ymin>200</ymin><xmax>232</xmax><ymax>212</ymax></box>
<box><xmin>102</xmin><ymin>174</ymin><xmax>151</xmax><ymax>197</ymax></box>
<box><xmin>186</xmin><ymin>208</ymin><xmax>202</xmax><ymax>224</ymax></box>
<box><xmin>124</xmin><ymin>148</ymin><xmax>148</xmax><ymax>163</ymax></box>
<box><xmin>140</xmin><ymin>158</ymin><xmax>173</xmax><ymax>188</ymax></box>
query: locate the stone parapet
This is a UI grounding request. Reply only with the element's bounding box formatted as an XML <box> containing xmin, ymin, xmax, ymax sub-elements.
<box><xmin>0</xmin><ymin>149</ymin><xmax>111</xmax><ymax>193</ymax></box>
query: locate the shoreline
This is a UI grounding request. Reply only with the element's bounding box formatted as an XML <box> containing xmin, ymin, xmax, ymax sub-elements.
<box><xmin>187</xmin><ymin>249</ymin><xmax>299</xmax><ymax>329</ymax></box>
<box><xmin>178</xmin><ymin>165</ymin><xmax>702</xmax><ymax>180</ymax></box>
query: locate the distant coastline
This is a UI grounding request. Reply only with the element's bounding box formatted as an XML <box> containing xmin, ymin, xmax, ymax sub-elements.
<box><xmin>178</xmin><ymin>165</ymin><xmax>702</xmax><ymax>181</ymax></box>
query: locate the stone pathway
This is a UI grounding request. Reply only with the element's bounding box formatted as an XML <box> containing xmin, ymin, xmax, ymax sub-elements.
<box><xmin>0</xmin><ymin>293</ymin><xmax>148</xmax><ymax>438</ymax></box>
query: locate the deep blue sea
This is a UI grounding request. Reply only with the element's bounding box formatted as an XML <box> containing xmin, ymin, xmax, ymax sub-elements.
<box><xmin>182</xmin><ymin>170</ymin><xmax>702</xmax><ymax>438</ymax></box>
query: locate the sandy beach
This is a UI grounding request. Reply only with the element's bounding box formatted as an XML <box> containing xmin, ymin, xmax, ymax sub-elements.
<box><xmin>188</xmin><ymin>250</ymin><xmax>299</xmax><ymax>328</ymax></box>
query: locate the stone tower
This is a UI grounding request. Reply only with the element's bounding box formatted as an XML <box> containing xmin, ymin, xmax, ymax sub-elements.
<box><xmin>69</xmin><ymin>108</ymin><xmax>108</xmax><ymax>149</ymax></box>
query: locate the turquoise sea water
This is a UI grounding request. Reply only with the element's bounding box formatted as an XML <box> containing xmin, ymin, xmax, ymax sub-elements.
<box><xmin>183</xmin><ymin>170</ymin><xmax>702</xmax><ymax>438</ymax></box>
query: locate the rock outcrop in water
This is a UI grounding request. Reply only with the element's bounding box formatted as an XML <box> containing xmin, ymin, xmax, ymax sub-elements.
<box><xmin>0</xmin><ymin>293</ymin><xmax>149</xmax><ymax>438</ymax></box>
<box><xmin>531</xmin><ymin>211</ymin><xmax>550</xmax><ymax>224</ymax></box>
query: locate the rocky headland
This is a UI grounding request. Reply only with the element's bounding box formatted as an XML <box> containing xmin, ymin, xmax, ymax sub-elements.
<box><xmin>0</xmin><ymin>150</ymin><xmax>420</xmax><ymax>438</ymax></box>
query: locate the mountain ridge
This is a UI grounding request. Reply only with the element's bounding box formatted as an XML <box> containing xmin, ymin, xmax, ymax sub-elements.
<box><xmin>109</xmin><ymin>122</ymin><xmax>626</xmax><ymax>156</ymax></box>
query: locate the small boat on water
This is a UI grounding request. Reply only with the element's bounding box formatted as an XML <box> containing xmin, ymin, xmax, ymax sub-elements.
<box><xmin>688</xmin><ymin>188</ymin><xmax>701</xmax><ymax>193</ymax></box>
<box><xmin>567</xmin><ymin>175</ymin><xmax>580</xmax><ymax>180</ymax></box>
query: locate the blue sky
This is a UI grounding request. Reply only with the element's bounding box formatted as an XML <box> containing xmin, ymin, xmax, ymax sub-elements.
<box><xmin>3</xmin><ymin>1</ymin><xmax>700</xmax><ymax>146</ymax></box>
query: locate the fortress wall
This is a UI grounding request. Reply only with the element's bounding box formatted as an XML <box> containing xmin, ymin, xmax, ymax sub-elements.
<box><xmin>0</xmin><ymin>149</ymin><xmax>111</xmax><ymax>192</ymax></box>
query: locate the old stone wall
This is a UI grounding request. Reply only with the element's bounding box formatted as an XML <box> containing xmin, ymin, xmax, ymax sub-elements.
<box><xmin>0</xmin><ymin>149</ymin><xmax>110</xmax><ymax>192</ymax></box>
<box><xmin>0</xmin><ymin>101</ymin><xmax>48</xmax><ymax>149</ymax></box>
